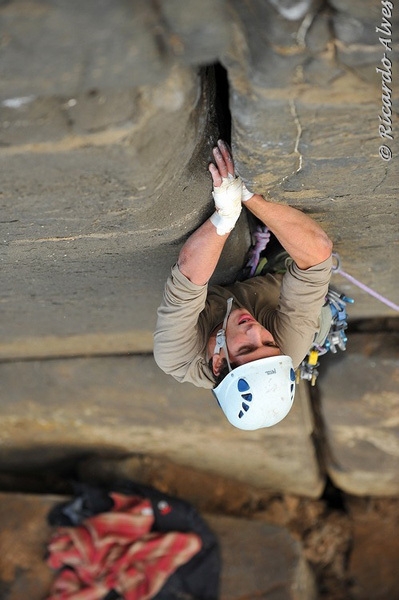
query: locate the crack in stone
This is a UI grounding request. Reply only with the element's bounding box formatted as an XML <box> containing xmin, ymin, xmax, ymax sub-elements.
<box><xmin>278</xmin><ymin>98</ymin><xmax>304</xmax><ymax>188</ymax></box>
<box><xmin>296</xmin><ymin>11</ymin><xmax>317</xmax><ymax>47</ymax></box>
<box><xmin>372</xmin><ymin>168</ymin><xmax>388</xmax><ymax>194</ymax></box>
<box><xmin>289</xmin><ymin>98</ymin><xmax>303</xmax><ymax>173</ymax></box>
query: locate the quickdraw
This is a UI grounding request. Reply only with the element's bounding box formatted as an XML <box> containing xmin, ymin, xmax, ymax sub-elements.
<box><xmin>296</xmin><ymin>289</ymin><xmax>354</xmax><ymax>386</ymax></box>
<box><xmin>298</xmin><ymin>248</ymin><xmax>399</xmax><ymax>385</ymax></box>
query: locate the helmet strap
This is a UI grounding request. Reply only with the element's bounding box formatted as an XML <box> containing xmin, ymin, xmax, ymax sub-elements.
<box><xmin>213</xmin><ymin>297</ymin><xmax>234</xmax><ymax>372</ymax></box>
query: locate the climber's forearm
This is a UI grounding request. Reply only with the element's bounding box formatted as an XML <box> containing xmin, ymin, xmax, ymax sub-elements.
<box><xmin>177</xmin><ymin>218</ymin><xmax>230</xmax><ymax>286</ymax></box>
<box><xmin>244</xmin><ymin>194</ymin><xmax>332</xmax><ymax>269</ymax></box>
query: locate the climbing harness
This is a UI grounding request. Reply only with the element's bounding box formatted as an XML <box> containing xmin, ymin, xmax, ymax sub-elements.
<box><xmin>243</xmin><ymin>228</ymin><xmax>398</xmax><ymax>386</ymax></box>
<box><xmin>244</xmin><ymin>228</ymin><xmax>356</xmax><ymax>386</ymax></box>
<box><xmin>296</xmin><ymin>251</ymin><xmax>399</xmax><ymax>386</ymax></box>
<box><xmin>296</xmin><ymin>288</ymin><xmax>354</xmax><ymax>386</ymax></box>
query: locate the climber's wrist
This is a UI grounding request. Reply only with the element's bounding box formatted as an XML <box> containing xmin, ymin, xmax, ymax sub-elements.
<box><xmin>210</xmin><ymin>208</ymin><xmax>241</xmax><ymax>236</ymax></box>
<box><xmin>242</xmin><ymin>182</ymin><xmax>255</xmax><ymax>202</ymax></box>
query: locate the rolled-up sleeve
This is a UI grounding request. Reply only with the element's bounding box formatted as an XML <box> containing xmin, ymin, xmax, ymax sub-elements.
<box><xmin>272</xmin><ymin>256</ymin><xmax>332</xmax><ymax>368</ymax></box>
<box><xmin>153</xmin><ymin>264</ymin><xmax>213</xmax><ymax>387</ymax></box>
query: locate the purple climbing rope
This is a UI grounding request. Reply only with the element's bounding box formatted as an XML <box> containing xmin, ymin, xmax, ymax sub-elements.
<box><xmin>332</xmin><ymin>253</ymin><xmax>399</xmax><ymax>312</ymax></box>
<box><xmin>245</xmin><ymin>225</ymin><xmax>271</xmax><ymax>276</ymax></box>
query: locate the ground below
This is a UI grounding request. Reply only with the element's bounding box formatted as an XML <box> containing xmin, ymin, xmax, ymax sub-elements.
<box><xmin>1</xmin><ymin>447</ymin><xmax>399</xmax><ymax>600</ymax></box>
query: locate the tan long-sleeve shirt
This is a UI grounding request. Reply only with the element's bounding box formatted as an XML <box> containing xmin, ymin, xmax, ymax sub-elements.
<box><xmin>154</xmin><ymin>256</ymin><xmax>332</xmax><ymax>389</ymax></box>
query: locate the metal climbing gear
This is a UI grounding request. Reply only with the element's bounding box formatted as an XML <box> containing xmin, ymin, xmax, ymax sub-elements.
<box><xmin>296</xmin><ymin>288</ymin><xmax>354</xmax><ymax>386</ymax></box>
<box><xmin>298</xmin><ymin>248</ymin><xmax>399</xmax><ymax>383</ymax></box>
<box><xmin>243</xmin><ymin>238</ymin><xmax>357</xmax><ymax>387</ymax></box>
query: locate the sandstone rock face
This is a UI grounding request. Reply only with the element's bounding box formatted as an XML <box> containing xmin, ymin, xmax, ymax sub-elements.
<box><xmin>0</xmin><ymin>357</ymin><xmax>323</xmax><ymax>498</ymax></box>
<box><xmin>0</xmin><ymin>493</ymin><xmax>56</xmax><ymax>599</ymax></box>
<box><xmin>1</xmin><ymin>0</ymin><xmax>398</xmax><ymax>357</ymax></box>
<box><xmin>317</xmin><ymin>333</ymin><xmax>399</xmax><ymax>496</ymax></box>
<box><xmin>1</xmin><ymin>60</ymin><xmax>250</xmax><ymax>350</ymax></box>
<box><xmin>222</xmin><ymin>1</ymin><xmax>398</xmax><ymax>319</ymax></box>
<box><xmin>0</xmin><ymin>0</ymin><xmax>398</xmax><ymax>505</ymax></box>
<box><xmin>206</xmin><ymin>514</ymin><xmax>317</xmax><ymax>600</ymax></box>
<box><xmin>1</xmin><ymin>4</ymin><xmax>399</xmax><ymax>599</ymax></box>
<box><xmin>346</xmin><ymin>496</ymin><xmax>399</xmax><ymax>600</ymax></box>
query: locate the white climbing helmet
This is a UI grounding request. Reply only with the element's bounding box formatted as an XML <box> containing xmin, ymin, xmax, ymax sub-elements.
<box><xmin>212</xmin><ymin>298</ymin><xmax>296</xmax><ymax>430</ymax></box>
<box><xmin>213</xmin><ymin>355</ymin><xmax>296</xmax><ymax>430</ymax></box>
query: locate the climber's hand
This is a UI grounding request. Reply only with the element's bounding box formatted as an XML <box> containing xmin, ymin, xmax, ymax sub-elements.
<box><xmin>209</xmin><ymin>140</ymin><xmax>254</xmax><ymax>203</ymax></box>
<box><xmin>208</xmin><ymin>139</ymin><xmax>235</xmax><ymax>186</ymax></box>
<box><xmin>208</xmin><ymin>140</ymin><xmax>243</xmax><ymax>235</ymax></box>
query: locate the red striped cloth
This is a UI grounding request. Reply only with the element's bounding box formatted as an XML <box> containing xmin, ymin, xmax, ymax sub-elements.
<box><xmin>46</xmin><ymin>493</ymin><xmax>202</xmax><ymax>600</ymax></box>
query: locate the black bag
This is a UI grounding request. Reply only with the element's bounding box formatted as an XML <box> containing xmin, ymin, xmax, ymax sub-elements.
<box><xmin>48</xmin><ymin>480</ymin><xmax>221</xmax><ymax>600</ymax></box>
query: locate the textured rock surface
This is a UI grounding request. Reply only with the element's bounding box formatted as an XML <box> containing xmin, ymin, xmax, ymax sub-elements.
<box><xmin>317</xmin><ymin>332</ymin><xmax>399</xmax><ymax>496</ymax></box>
<box><xmin>0</xmin><ymin>60</ymin><xmax>250</xmax><ymax>353</ymax></box>
<box><xmin>0</xmin><ymin>0</ymin><xmax>398</xmax><ymax>512</ymax></box>
<box><xmin>346</xmin><ymin>497</ymin><xmax>399</xmax><ymax>600</ymax></box>
<box><xmin>1</xmin><ymin>3</ymin><xmax>399</xmax><ymax>598</ymax></box>
<box><xmin>0</xmin><ymin>358</ymin><xmax>323</xmax><ymax>498</ymax></box>
<box><xmin>1</xmin><ymin>0</ymin><xmax>398</xmax><ymax>362</ymax></box>
<box><xmin>0</xmin><ymin>493</ymin><xmax>56</xmax><ymax>600</ymax></box>
<box><xmin>206</xmin><ymin>514</ymin><xmax>317</xmax><ymax>600</ymax></box>
<box><xmin>223</xmin><ymin>4</ymin><xmax>398</xmax><ymax>318</ymax></box>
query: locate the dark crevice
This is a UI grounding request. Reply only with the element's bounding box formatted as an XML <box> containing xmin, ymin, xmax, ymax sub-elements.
<box><xmin>212</xmin><ymin>62</ymin><xmax>231</xmax><ymax>145</ymax></box>
<box><xmin>347</xmin><ymin>317</ymin><xmax>399</xmax><ymax>334</ymax></box>
<box><xmin>321</xmin><ymin>478</ymin><xmax>347</xmax><ymax>512</ymax></box>
<box><xmin>308</xmin><ymin>381</ymin><xmax>348</xmax><ymax>514</ymax></box>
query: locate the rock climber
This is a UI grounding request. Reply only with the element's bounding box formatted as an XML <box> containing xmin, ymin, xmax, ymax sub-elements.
<box><xmin>153</xmin><ymin>140</ymin><xmax>333</xmax><ymax>430</ymax></box>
